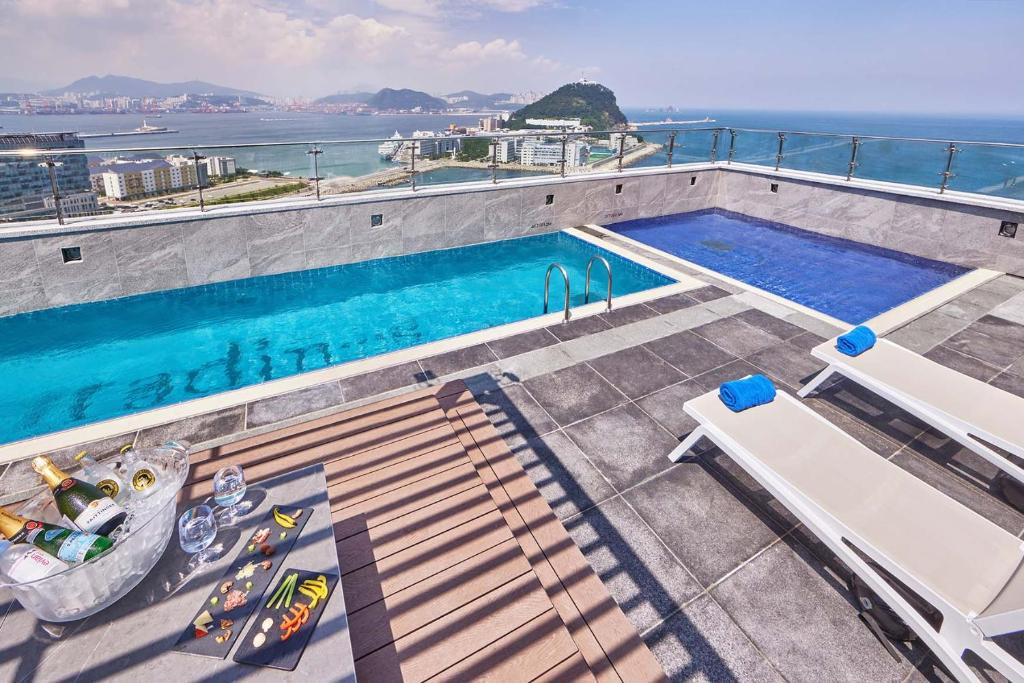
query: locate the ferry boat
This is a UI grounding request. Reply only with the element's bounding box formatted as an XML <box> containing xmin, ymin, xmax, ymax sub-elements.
<box><xmin>377</xmin><ymin>130</ymin><xmax>403</xmax><ymax>159</ymax></box>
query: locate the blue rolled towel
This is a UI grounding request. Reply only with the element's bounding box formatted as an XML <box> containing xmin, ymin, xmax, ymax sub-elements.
<box><xmin>835</xmin><ymin>325</ymin><xmax>877</xmax><ymax>356</ymax></box>
<box><xmin>718</xmin><ymin>374</ymin><xmax>776</xmax><ymax>412</ymax></box>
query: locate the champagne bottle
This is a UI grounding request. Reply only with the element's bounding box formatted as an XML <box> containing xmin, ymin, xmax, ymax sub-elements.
<box><xmin>74</xmin><ymin>451</ymin><xmax>129</xmax><ymax>504</ymax></box>
<box><xmin>0</xmin><ymin>538</ymin><xmax>70</xmax><ymax>582</ymax></box>
<box><xmin>0</xmin><ymin>508</ymin><xmax>112</xmax><ymax>565</ymax></box>
<box><xmin>32</xmin><ymin>456</ymin><xmax>127</xmax><ymax>536</ymax></box>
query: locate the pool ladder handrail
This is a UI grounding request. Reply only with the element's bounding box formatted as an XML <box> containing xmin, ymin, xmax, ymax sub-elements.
<box><xmin>543</xmin><ymin>263</ymin><xmax>571</xmax><ymax>323</ymax></box>
<box><xmin>584</xmin><ymin>255</ymin><xmax>613</xmax><ymax>311</ymax></box>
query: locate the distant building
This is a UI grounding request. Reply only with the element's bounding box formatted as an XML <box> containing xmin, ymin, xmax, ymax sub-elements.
<box><xmin>520</xmin><ymin>139</ymin><xmax>589</xmax><ymax>167</ymax></box>
<box><xmin>96</xmin><ymin>158</ymin><xmax>199</xmax><ymax>200</ymax></box>
<box><xmin>0</xmin><ymin>132</ymin><xmax>99</xmax><ymax>220</ymax></box>
<box><xmin>44</xmin><ymin>191</ymin><xmax>101</xmax><ymax>217</ymax></box>
<box><xmin>525</xmin><ymin>118</ymin><xmax>582</xmax><ymax>129</ymax></box>
<box><xmin>204</xmin><ymin>155</ymin><xmax>237</xmax><ymax>177</ymax></box>
<box><xmin>495</xmin><ymin>137</ymin><xmax>525</xmax><ymax>163</ymax></box>
<box><xmin>410</xmin><ymin>130</ymin><xmax>459</xmax><ymax>158</ymax></box>
<box><xmin>608</xmin><ymin>133</ymin><xmax>640</xmax><ymax>151</ymax></box>
<box><xmin>479</xmin><ymin>117</ymin><xmax>504</xmax><ymax>132</ymax></box>
<box><xmin>166</xmin><ymin>155</ymin><xmax>209</xmax><ymax>186</ymax></box>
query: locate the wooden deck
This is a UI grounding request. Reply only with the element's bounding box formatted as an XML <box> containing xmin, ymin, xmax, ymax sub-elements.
<box><xmin>187</xmin><ymin>381</ymin><xmax>665</xmax><ymax>682</ymax></box>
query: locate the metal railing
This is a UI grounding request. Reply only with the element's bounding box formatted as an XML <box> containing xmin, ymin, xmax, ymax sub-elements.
<box><xmin>584</xmin><ymin>255</ymin><xmax>613</xmax><ymax>311</ymax></box>
<box><xmin>2</xmin><ymin>125</ymin><xmax>1024</xmax><ymax>225</ymax></box>
<box><xmin>543</xmin><ymin>263</ymin><xmax>571</xmax><ymax>322</ymax></box>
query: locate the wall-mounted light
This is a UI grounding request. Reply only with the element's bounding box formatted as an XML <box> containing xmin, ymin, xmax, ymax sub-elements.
<box><xmin>999</xmin><ymin>221</ymin><xmax>1018</xmax><ymax>238</ymax></box>
<box><xmin>770</xmin><ymin>183</ymin><xmax>779</xmax><ymax>193</ymax></box>
<box><xmin>545</xmin><ymin>194</ymin><xmax>554</xmax><ymax>205</ymax></box>
<box><xmin>690</xmin><ymin>176</ymin><xmax>697</xmax><ymax>186</ymax></box>
<box><xmin>614</xmin><ymin>184</ymin><xmax>623</xmax><ymax>195</ymax></box>
<box><xmin>61</xmin><ymin>246</ymin><xmax>82</xmax><ymax>263</ymax></box>
<box><xmin>370</xmin><ymin>214</ymin><xmax>383</xmax><ymax>227</ymax></box>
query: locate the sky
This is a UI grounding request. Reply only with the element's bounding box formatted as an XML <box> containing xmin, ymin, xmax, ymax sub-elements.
<box><xmin>1</xmin><ymin>0</ymin><xmax>1023</xmax><ymax>113</ymax></box>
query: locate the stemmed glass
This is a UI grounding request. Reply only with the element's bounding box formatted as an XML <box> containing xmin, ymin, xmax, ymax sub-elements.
<box><xmin>178</xmin><ymin>505</ymin><xmax>221</xmax><ymax>572</ymax></box>
<box><xmin>212</xmin><ymin>464</ymin><xmax>252</xmax><ymax>525</ymax></box>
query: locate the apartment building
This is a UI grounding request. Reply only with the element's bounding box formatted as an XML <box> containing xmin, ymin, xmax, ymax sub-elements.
<box><xmin>520</xmin><ymin>138</ymin><xmax>590</xmax><ymax>166</ymax></box>
<box><xmin>97</xmin><ymin>159</ymin><xmax>199</xmax><ymax>200</ymax></box>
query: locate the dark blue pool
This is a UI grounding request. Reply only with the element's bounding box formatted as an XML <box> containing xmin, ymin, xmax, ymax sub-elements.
<box><xmin>611</xmin><ymin>209</ymin><xmax>969</xmax><ymax>324</ymax></box>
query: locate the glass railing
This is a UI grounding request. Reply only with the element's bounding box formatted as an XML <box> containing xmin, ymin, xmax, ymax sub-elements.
<box><xmin>2</xmin><ymin>126</ymin><xmax>1023</xmax><ymax>225</ymax></box>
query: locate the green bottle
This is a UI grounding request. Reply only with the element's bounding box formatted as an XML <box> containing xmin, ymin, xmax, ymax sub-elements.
<box><xmin>32</xmin><ymin>456</ymin><xmax>127</xmax><ymax>536</ymax></box>
<box><xmin>0</xmin><ymin>508</ymin><xmax>112</xmax><ymax>565</ymax></box>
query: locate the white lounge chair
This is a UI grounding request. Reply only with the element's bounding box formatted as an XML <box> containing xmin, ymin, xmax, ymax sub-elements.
<box><xmin>668</xmin><ymin>389</ymin><xmax>1024</xmax><ymax>682</ymax></box>
<box><xmin>799</xmin><ymin>338</ymin><xmax>1024</xmax><ymax>486</ymax></box>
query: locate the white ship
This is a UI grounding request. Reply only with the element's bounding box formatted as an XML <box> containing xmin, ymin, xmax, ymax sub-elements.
<box><xmin>377</xmin><ymin>131</ymin><xmax>403</xmax><ymax>159</ymax></box>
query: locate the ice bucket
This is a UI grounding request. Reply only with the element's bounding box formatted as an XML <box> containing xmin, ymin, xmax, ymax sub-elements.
<box><xmin>0</xmin><ymin>442</ymin><xmax>189</xmax><ymax>622</ymax></box>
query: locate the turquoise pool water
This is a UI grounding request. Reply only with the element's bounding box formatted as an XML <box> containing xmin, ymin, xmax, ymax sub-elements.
<box><xmin>612</xmin><ymin>210</ymin><xmax>968</xmax><ymax>324</ymax></box>
<box><xmin>0</xmin><ymin>232</ymin><xmax>672</xmax><ymax>444</ymax></box>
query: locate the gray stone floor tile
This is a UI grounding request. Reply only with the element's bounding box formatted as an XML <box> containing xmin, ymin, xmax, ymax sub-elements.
<box><xmin>635</xmin><ymin>379</ymin><xmax>706</xmax><ymax>440</ymax></box>
<box><xmin>644</xmin><ymin>330</ymin><xmax>737</xmax><ymax>378</ymax></box>
<box><xmin>598</xmin><ymin>302</ymin><xmax>660</xmax><ymax>327</ymax></box>
<box><xmin>475</xmin><ymin>384</ymin><xmax>558</xmax><ymax>448</ymax></box>
<box><xmin>783</xmin><ymin>311</ymin><xmax>844</xmax><ymax>339</ymax></box>
<box><xmin>418</xmin><ymin>343</ymin><xmax>497</xmax><ymax>379</ymax></box>
<box><xmin>701</xmin><ymin>295</ymin><xmax>751</xmax><ymax>318</ymax></box>
<box><xmin>485</xmin><ymin>327</ymin><xmax>560</xmax><ymax>359</ymax></box>
<box><xmin>643</xmin><ymin>595</ymin><xmax>784</xmax><ymax>683</ymax></box>
<box><xmin>686</xmin><ymin>285</ymin><xmax>731</xmax><ymax>303</ymax></box>
<box><xmin>658</xmin><ymin>304</ymin><xmax>723</xmax><ymax>332</ymax></box>
<box><xmin>563</xmin><ymin>403</ymin><xmax>677</xmax><ymax>491</ymax></box>
<box><xmin>691</xmin><ymin>316</ymin><xmax>781</xmax><ymax>357</ymax></box>
<box><xmin>934</xmin><ymin>297</ymin><xmax>990</xmax><ymax>323</ymax></box>
<box><xmin>691</xmin><ymin>359</ymin><xmax>773</xmax><ymax>394</ymax></box>
<box><xmin>923</xmin><ymin>344</ymin><xmax>1002</xmax><ymax>382</ymax></box>
<box><xmin>885</xmin><ymin>313</ymin><xmax>967</xmax><ymax>354</ymax></box>
<box><xmin>644</xmin><ymin>293</ymin><xmax>701</xmax><ymax>316</ymax></box>
<box><xmin>890</xmin><ymin>447</ymin><xmax>1024</xmax><ymax>535</ymax></box>
<box><xmin>944</xmin><ymin>316</ymin><xmax>1024</xmax><ymax>368</ymax></box>
<box><xmin>980</xmin><ymin>275</ymin><xmax>1024</xmax><ymax>296</ymax></box>
<box><xmin>522</xmin><ymin>362</ymin><xmax>625</xmax><ymax>427</ymax></box>
<box><xmin>625</xmin><ymin>464</ymin><xmax>783</xmax><ymax>587</ymax></box>
<box><xmin>495</xmin><ymin>344</ymin><xmax>575</xmax><ymax>383</ymax></box>
<box><xmin>992</xmin><ymin>371</ymin><xmax>1024</xmax><ymax>398</ymax></box>
<box><xmin>711</xmin><ymin>540</ymin><xmax>920</xmax><ymax>682</ymax></box>
<box><xmin>336</xmin><ymin>360</ymin><xmax>425</xmax><ymax>403</ymax></box>
<box><xmin>991</xmin><ymin>292</ymin><xmax>1024</xmax><ymax>326</ymax></box>
<box><xmin>560</xmin><ymin>327</ymin><xmax>635</xmax><ymax>363</ymax></box>
<box><xmin>746</xmin><ymin>343</ymin><xmax>827</xmax><ymax>390</ymax></box>
<box><xmin>587</xmin><ymin>346</ymin><xmax>686</xmax><ymax>399</ymax></box>
<box><xmin>547</xmin><ymin>314</ymin><xmax>613</xmax><ymax>342</ymax></box>
<box><xmin>564</xmin><ymin>497</ymin><xmax>702</xmax><ymax>632</ymax></box>
<box><xmin>788</xmin><ymin>330</ymin><xmax>827</xmax><ymax>351</ymax></box>
<box><xmin>512</xmin><ymin>431</ymin><xmax>615</xmax><ymax>520</ymax></box>
<box><xmin>246</xmin><ymin>381</ymin><xmax>344</xmax><ymax>428</ymax></box>
<box><xmin>735</xmin><ymin>308</ymin><xmax>806</xmax><ymax>341</ymax></box>
<box><xmin>136</xmin><ymin>405</ymin><xmax>246</xmax><ymax>448</ymax></box>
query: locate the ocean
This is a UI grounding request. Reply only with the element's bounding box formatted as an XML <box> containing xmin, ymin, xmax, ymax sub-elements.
<box><xmin>2</xmin><ymin>108</ymin><xmax>1022</xmax><ymax>195</ymax></box>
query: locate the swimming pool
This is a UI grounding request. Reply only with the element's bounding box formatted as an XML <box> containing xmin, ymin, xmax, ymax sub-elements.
<box><xmin>611</xmin><ymin>210</ymin><xmax>969</xmax><ymax>324</ymax></box>
<box><xmin>0</xmin><ymin>232</ymin><xmax>672</xmax><ymax>445</ymax></box>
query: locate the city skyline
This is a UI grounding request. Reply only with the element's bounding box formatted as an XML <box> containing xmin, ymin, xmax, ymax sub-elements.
<box><xmin>2</xmin><ymin>0</ymin><xmax>1024</xmax><ymax>114</ymax></box>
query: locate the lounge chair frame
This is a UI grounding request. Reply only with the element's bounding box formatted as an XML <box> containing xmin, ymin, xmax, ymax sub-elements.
<box><xmin>668</xmin><ymin>392</ymin><xmax>1024</xmax><ymax>683</ymax></box>
<box><xmin>799</xmin><ymin>340</ymin><xmax>1024</xmax><ymax>486</ymax></box>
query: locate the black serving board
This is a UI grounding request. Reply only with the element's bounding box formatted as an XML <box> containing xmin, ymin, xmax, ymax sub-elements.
<box><xmin>233</xmin><ymin>568</ymin><xmax>338</xmax><ymax>671</ymax></box>
<box><xmin>173</xmin><ymin>505</ymin><xmax>313</xmax><ymax>659</ymax></box>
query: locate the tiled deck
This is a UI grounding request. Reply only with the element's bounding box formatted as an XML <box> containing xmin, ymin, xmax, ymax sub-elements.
<box><xmin>5</xmin><ymin>229</ymin><xmax>1024</xmax><ymax>680</ymax></box>
<box><xmin>185</xmin><ymin>380</ymin><xmax>665</xmax><ymax>682</ymax></box>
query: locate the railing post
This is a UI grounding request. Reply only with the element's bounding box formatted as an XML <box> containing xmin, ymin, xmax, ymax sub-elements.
<box><xmin>846</xmin><ymin>136</ymin><xmax>860</xmax><ymax>181</ymax></box>
<box><xmin>40</xmin><ymin>158</ymin><xmax>64</xmax><ymax>225</ymax></box>
<box><xmin>192</xmin><ymin>151</ymin><xmax>206</xmax><ymax>211</ymax></box>
<box><xmin>560</xmin><ymin>135</ymin><xmax>568</xmax><ymax>177</ymax></box>
<box><xmin>710</xmin><ymin>130</ymin><xmax>720</xmax><ymax>163</ymax></box>
<box><xmin>727</xmin><ymin>130</ymin><xmax>737</xmax><ymax>164</ymax></box>
<box><xmin>307</xmin><ymin>145</ymin><xmax>323</xmax><ymax>200</ymax></box>
<box><xmin>410</xmin><ymin>141</ymin><xmax>417</xmax><ymax>191</ymax></box>
<box><xmin>616</xmin><ymin>133</ymin><xmax>626</xmax><ymax>173</ymax></box>
<box><xmin>939</xmin><ymin>142</ymin><xmax>957</xmax><ymax>194</ymax></box>
<box><xmin>774</xmin><ymin>132</ymin><xmax>786</xmax><ymax>171</ymax></box>
<box><xmin>490</xmin><ymin>138</ymin><xmax>498</xmax><ymax>184</ymax></box>
<box><xmin>666</xmin><ymin>132</ymin><xmax>676</xmax><ymax>168</ymax></box>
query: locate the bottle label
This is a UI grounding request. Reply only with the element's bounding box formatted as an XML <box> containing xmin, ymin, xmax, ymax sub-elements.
<box><xmin>5</xmin><ymin>548</ymin><xmax>69</xmax><ymax>582</ymax></box>
<box><xmin>73</xmin><ymin>496</ymin><xmax>123</xmax><ymax>533</ymax></box>
<box><xmin>131</xmin><ymin>467</ymin><xmax>158</xmax><ymax>492</ymax></box>
<box><xmin>54</xmin><ymin>531</ymin><xmax>103</xmax><ymax>564</ymax></box>
<box><xmin>96</xmin><ymin>477</ymin><xmax>121</xmax><ymax>499</ymax></box>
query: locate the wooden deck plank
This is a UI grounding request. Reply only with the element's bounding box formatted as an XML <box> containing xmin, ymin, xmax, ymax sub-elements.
<box><xmin>532</xmin><ymin>652</ymin><xmax>598</xmax><ymax>682</ymax></box>
<box><xmin>429</xmin><ymin>608</ymin><xmax>584</xmax><ymax>682</ymax></box>
<box><xmin>439</xmin><ymin>385</ymin><xmax>667</xmax><ymax>683</ymax></box>
<box><xmin>327</xmin><ymin>441</ymin><xmax>467</xmax><ymax>510</ymax></box>
<box><xmin>341</xmin><ymin>509</ymin><xmax>514</xmax><ymax>612</ymax></box>
<box><xmin>336</xmin><ymin>484</ymin><xmax>496</xmax><ymax>573</ymax></box>
<box><xmin>322</xmin><ymin>423</ymin><xmax>458</xmax><ymax>486</ymax></box>
<box><xmin>354</xmin><ymin>573</ymin><xmax>562</xmax><ymax>683</ymax></box>
<box><xmin>348</xmin><ymin>537</ymin><xmax>531</xmax><ymax>659</ymax></box>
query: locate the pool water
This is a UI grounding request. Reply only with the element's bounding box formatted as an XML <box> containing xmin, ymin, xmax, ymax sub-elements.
<box><xmin>0</xmin><ymin>232</ymin><xmax>672</xmax><ymax>445</ymax></box>
<box><xmin>611</xmin><ymin>210</ymin><xmax>968</xmax><ymax>324</ymax></box>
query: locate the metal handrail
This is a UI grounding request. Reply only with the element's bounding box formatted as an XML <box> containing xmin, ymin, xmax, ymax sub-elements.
<box><xmin>584</xmin><ymin>255</ymin><xmax>612</xmax><ymax>311</ymax></box>
<box><xmin>543</xmin><ymin>263</ymin><xmax>571</xmax><ymax>323</ymax></box>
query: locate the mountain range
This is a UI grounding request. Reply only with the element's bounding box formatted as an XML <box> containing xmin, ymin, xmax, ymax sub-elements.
<box><xmin>43</xmin><ymin>75</ymin><xmax>263</xmax><ymax>98</ymax></box>
<box><xmin>509</xmin><ymin>81</ymin><xmax>627</xmax><ymax>130</ymax></box>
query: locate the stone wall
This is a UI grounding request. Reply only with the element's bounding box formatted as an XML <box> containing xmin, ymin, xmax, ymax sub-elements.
<box><xmin>715</xmin><ymin>169</ymin><xmax>1024</xmax><ymax>275</ymax></box>
<box><xmin>0</xmin><ymin>169</ymin><xmax>720</xmax><ymax>316</ymax></box>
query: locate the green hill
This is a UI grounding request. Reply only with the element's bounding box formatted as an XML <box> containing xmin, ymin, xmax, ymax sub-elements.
<box><xmin>366</xmin><ymin>88</ymin><xmax>446</xmax><ymax>111</ymax></box>
<box><xmin>508</xmin><ymin>82</ymin><xmax>627</xmax><ymax>130</ymax></box>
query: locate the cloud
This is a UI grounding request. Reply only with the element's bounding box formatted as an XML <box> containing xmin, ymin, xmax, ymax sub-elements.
<box><xmin>0</xmin><ymin>0</ymin><xmax>578</xmax><ymax>97</ymax></box>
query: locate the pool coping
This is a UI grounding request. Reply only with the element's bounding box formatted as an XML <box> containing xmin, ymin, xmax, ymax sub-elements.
<box><xmin>0</xmin><ymin>233</ymin><xmax>706</xmax><ymax>465</ymax></box>
<box><xmin>581</xmin><ymin>222</ymin><xmax>1003</xmax><ymax>335</ymax></box>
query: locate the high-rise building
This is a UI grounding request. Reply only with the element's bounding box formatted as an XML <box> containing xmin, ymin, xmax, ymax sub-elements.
<box><xmin>0</xmin><ymin>132</ymin><xmax>98</xmax><ymax>220</ymax></box>
<box><xmin>96</xmin><ymin>159</ymin><xmax>199</xmax><ymax>200</ymax></box>
<box><xmin>520</xmin><ymin>139</ymin><xmax>590</xmax><ymax>167</ymax></box>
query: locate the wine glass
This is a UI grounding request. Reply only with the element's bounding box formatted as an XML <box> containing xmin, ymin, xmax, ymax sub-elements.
<box><xmin>212</xmin><ymin>464</ymin><xmax>252</xmax><ymax>525</ymax></box>
<box><xmin>178</xmin><ymin>505</ymin><xmax>220</xmax><ymax>572</ymax></box>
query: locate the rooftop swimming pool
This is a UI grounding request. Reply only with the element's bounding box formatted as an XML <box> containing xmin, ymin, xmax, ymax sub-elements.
<box><xmin>0</xmin><ymin>232</ymin><xmax>673</xmax><ymax>445</ymax></box>
<box><xmin>611</xmin><ymin>210</ymin><xmax>969</xmax><ymax>324</ymax></box>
